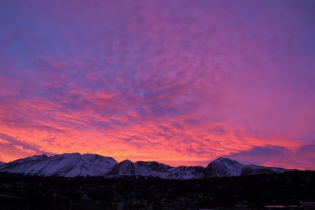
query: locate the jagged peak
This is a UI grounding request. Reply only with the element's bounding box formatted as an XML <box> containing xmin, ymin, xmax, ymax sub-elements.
<box><xmin>16</xmin><ymin>154</ymin><xmax>49</xmax><ymax>162</ymax></box>
<box><xmin>212</xmin><ymin>157</ymin><xmax>242</xmax><ymax>164</ymax></box>
<box><xmin>135</xmin><ymin>160</ymin><xmax>166</xmax><ymax>166</ymax></box>
<box><xmin>83</xmin><ymin>153</ymin><xmax>109</xmax><ymax>158</ymax></box>
<box><xmin>205</xmin><ymin>157</ymin><xmax>244</xmax><ymax>171</ymax></box>
<box><xmin>120</xmin><ymin>159</ymin><xmax>134</xmax><ymax>164</ymax></box>
<box><xmin>31</xmin><ymin>154</ymin><xmax>49</xmax><ymax>158</ymax></box>
<box><xmin>82</xmin><ymin>153</ymin><xmax>117</xmax><ymax>162</ymax></box>
<box><xmin>53</xmin><ymin>152</ymin><xmax>81</xmax><ymax>157</ymax></box>
<box><xmin>136</xmin><ymin>160</ymin><xmax>159</xmax><ymax>164</ymax></box>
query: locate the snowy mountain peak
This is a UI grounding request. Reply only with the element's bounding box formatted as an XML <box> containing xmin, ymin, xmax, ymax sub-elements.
<box><xmin>105</xmin><ymin>160</ymin><xmax>205</xmax><ymax>179</ymax></box>
<box><xmin>135</xmin><ymin>161</ymin><xmax>170</xmax><ymax>172</ymax></box>
<box><xmin>204</xmin><ymin>157</ymin><xmax>244</xmax><ymax>177</ymax></box>
<box><xmin>18</xmin><ymin>154</ymin><xmax>48</xmax><ymax>162</ymax></box>
<box><xmin>81</xmin><ymin>153</ymin><xmax>117</xmax><ymax>165</ymax></box>
<box><xmin>136</xmin><ymin>160</ymin><xmax>159</xmax><ymax>165</ymax></box>
<box><xmin>212</xmin><ymin>157</ymin><xmax>243</xmax><ymax>166</ymax></box>
<box><xmin>203</xmin><ymin>157</ymin><xmax>288</xmax><ymax>178</ymax></box>
<box><xmin>0</xmin><ymin>153</ymin><xmax>117</xmax><ymax>177</ymax></box>
<box><xmin>121</xmin><ymin>159</ymin><xmax>134</xmax><ymax>164</ymax></box>
<box><xmin>105</xmin><ymin>159</ymin><xmax>150</xmax><ymax>177</ymax></box>
<box><xmin>4</xmin><ymin>154</ymin><xmax>49</xmax><ymax>168</ymax></box>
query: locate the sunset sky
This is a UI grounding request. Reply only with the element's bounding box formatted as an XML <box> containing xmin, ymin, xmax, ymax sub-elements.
<box><xmin>0</xmin><ymin>0</ymin><xmax>315</xmax><ymax>169</ymax></box>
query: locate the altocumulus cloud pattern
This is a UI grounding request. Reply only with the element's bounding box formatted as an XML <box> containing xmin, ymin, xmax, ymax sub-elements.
<box><xmin>0</xmin><ymin>0</ymin><xmax>315</xmax><ymax>169</ymax></box>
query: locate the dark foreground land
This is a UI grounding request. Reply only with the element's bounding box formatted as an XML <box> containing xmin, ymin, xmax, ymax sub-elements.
<box><xmin>0</xmin><ymin>170</ymin><xmax>314</xmax><ymax>210</ymax></box>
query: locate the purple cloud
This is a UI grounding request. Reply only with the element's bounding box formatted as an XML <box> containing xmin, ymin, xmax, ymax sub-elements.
<box><xmin>0</xmin><ymin>0</ymin><xmax>314</xmax><ymax>168</ymax></box>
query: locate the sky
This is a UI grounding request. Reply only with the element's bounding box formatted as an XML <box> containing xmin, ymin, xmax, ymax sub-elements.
<box><xmin>0</xmin><ymin>0</ymin><xmax>315</xmax><ymax>170</ymax></box>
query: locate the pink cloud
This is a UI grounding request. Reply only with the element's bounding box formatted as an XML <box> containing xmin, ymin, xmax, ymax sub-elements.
<box><xmin>0</xmin><ymin>0</ymin><xmax>314</xmax><ymax>169</ymax></box>
<box><xmin>13</xmin><ymin>145</ymin><xmax>37</xmax><ymax>155</ymax></box>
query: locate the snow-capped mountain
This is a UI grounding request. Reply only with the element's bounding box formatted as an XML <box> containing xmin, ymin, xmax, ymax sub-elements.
<box><xmin>203</xmin><ymin>157</ymin><xmax>244</xmax><ymax>177</ymax></box>
<box><xmin>0</xmin><ymin>153</ymin><xmax>117</xmax><ymax>177</ymax></box>
<box><xmin>105</xmin><ymin>160</ymin><xmax>151</xmax><ymax>177</ymax></box>
<box><xmin>203</xmin><ymin>157</ymin><xmax>287</xmax><ymax>178</ymax></box>
<box><xmin>135</xmin><ymin>161</ymin><xmax>171</xmax><ymax>173</ymax></box>
<box><xmin>240</xmin><ymin>164</ymin><xmax>287</xmax><ymax>176</ymax></box>
<box><xmin>0</xmin><ymin>154</ymin><xmax>289</xmax><ymax>179</ymax></box>
<box><xmin>105</xmin><ymin>160</ymin><xmax>205</xmax><ymax>179</ymax></box>
<box><xmin>164</xmin><ymin>166</ymin><xmax>205</xmax><ymax>179</ymax></box>
<box><xmin>0</xmin><ymin>154</ymin><xmax>49</xmax><ymax>173</ymax></box>
<box><xmin>135</xmin><ymin>161</ymin><xmax>205</xmax><ymax>179</ymax></box>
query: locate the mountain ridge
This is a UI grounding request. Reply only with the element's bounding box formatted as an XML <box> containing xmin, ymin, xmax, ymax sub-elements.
<box><xmin>0</xmin><ymin>153</ymin><xmax>293</xmax><ymax>179</ymax></box>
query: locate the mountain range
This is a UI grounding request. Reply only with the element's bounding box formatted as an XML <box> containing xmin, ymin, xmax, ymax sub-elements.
<box><xmin>0</xmin><ymin>153</ymin><xmax>291</xmax><ymax>179</ymax></box>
